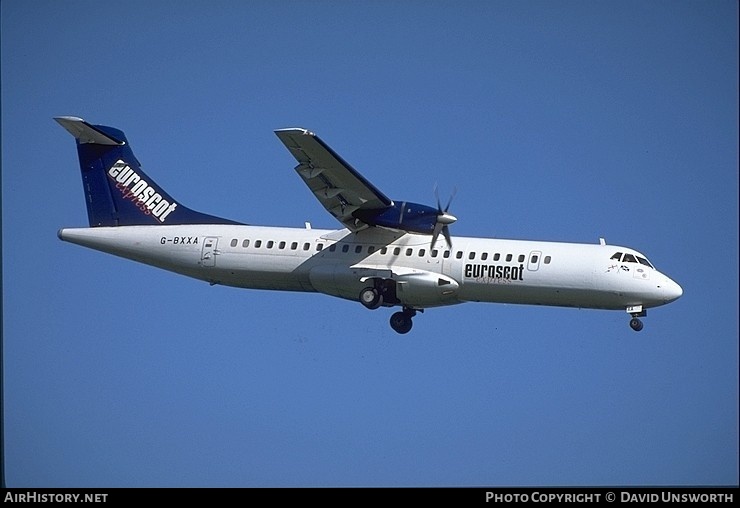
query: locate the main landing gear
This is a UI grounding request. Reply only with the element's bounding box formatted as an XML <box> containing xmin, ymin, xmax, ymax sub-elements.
<box><xmin>359</xmin><ymin>280</ymin><xmax>398</xmax><ymax>311</ymax></box>
<box><xmin>627</xmin><ymin>305</ymin><xmax>647</xmax><ymax>332</ymax></box>
<box><xmin>359</xmin><ymin>284</ymin><xmax>419</xmax><ymax>334</ymax></box>
<box><xmin>359</xmin><ymin>287</ymin><xmax>384</xmax><ymax>310</ymax></box>
<box><xmin>389</xmin><ymin>307</ymin><xmax>417</xmax><ymax>334</ymax></box>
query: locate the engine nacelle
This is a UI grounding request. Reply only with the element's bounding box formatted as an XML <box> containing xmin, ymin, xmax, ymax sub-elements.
<box><xmin>394</xmin><ymin>270</ymin><xmax>460</xmax><ymax>308</ymax></box>
<box><xmin>354</xmin><ymin>201</ymin><xmax>440</xmax><ymax>234</ymax></box>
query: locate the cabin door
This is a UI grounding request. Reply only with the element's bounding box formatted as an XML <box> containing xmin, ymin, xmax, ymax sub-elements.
<box><xmin>201</xmin><ymin>237</ymin><xmax>219</xmax><ymax>267</ymax></box>
<box><xmin>527</xmin><ymin>251</ymin><xmax>542</xmax><ymax>271</ymax></box>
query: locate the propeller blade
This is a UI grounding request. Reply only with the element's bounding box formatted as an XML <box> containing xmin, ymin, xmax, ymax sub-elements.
<box><xmin>434</xmin><ymin>184</ymin><xmax>442</xmax><ymax>212</ymax></box>
<box><xmin>431</xmin><ymin>221</ymin><xmax>444</xmax><ymax>248</ymax></box>
<box><xmin>442</xmin><ymin>225</ymin><xmax>452</xmax><ymax>249</ymax></box>
<box><xmin>431</xmin><ymin>186</ymin><xmax>457</xmax><ymax>248</ymax></box>
<box><xmin>444</xmin><ymin>187</ymin><xmax>457</xmax><ymax>212</ymax></box>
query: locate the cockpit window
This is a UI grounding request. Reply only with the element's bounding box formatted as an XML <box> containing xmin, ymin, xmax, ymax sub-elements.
<box><xmin>611</xmin><ymin>251</ymin><xmax>654</xmax><ymax>269</ymax></box>
<box><xmin>636</xmin><ymin>256</ymin><xmax>654</xmax><ymax>269</ymax></box>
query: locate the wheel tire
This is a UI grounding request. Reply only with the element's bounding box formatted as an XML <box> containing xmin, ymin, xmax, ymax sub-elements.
<box><xmin>629</xmin><ymin>318</ymin><xmax>644</xmax><ymax>332</ymax></box>
<box><xmin>390</xmin><ymin>311</ymin><xmax>413</xmax><ymax>334</ymax></box>
<box><xmin>359</xmin><ymin>287</ymin><xmax>383</xmax><ymax>310</ymax></box>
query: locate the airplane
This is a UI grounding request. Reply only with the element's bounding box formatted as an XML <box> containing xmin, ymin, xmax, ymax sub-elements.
<box><xmin>55</xmin><ymin>116</ymin><xmax>683</xmax><ymax>334</ymax></box>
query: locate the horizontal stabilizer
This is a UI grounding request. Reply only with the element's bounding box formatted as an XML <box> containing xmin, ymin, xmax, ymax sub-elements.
<box><xmin>54</xmin><ymin>117</ymin><xmax>124</xmax><ymax>145</ymax></box>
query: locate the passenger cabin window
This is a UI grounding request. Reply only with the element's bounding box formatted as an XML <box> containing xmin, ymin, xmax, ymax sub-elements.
<box><xmin>493</xmin><ymin>253</ymin><xmax>500</xmax><ymax>261</ymax></box>
<box><xmin>380</xmin><ymin>247</ymin><xmax>388</xmax><ymax>255</ymax></box>
<box><xmin>255</xmin><ymin>240</ymin><xmax>262</xmax><ymax>248</ymax></box>
<box><xmin>394</xmin><ymin>247</ymin><xmax>401</xmax><ymax>255</ymax></box>
<box><xmin>544</xmin><ymin>256</ymin><xmax>551</xmax><ymax>264</ymax></box>
<box><xmin>267</xmin><ymin>241</ymin><xmax>274</xmax><ymax>249</ymax></box>
<box><xmin>506</xmin><ymin>254</ymin><xmax>513</xmax><ymax>262</ymax></box>
<box><xmin>456</xmin><ymin>251</ymin><xmax>463</xmax><ymax>259</ymax></box>
<box><xmin>518</xmin><ymin>254</ymin><xmax>525</xmax><ymax>263</ymax></box>
<box><xmin>291</xmin><ymin>242</ymin><xmax>298</xmax><ymax>250</ymax></box>
<box><xmin>531</xmin><ymin>255</ymin><xmax>539</xmax><ymax>264</ymax></box>
<box><xmin>230</xmin><ymin>239</ymin><xmax>238</xmax><ymax>247</ymax></box>
<box><xmin>368</xmin><ymin>246</ymin><xmax>375</xmax><ymax>254</ymax></box>
<box><xmin>469</xmin><ymin>252</ymin><xmax>476</xmax><ymax>260</ymax></box>
<box><xmin>329</xmin><ymin>244</ymin><xmax>336</xmax><ymax>252</ymax></box>
<box><xmin>242</xmin><ymin>239</ymin><xmax>250</xmax><ymax>248</ymax></box>
<box><xmin>355</xmin><ymin>245</ymin><xmax>362</xmax><ymax>253</ymax></box>
<box><xmin>279</xmin><ymin>241</ymin><xmax>286</xmax><ymax>249</ymax></box>
<box><xmin>303</xmin><ymin>243</ymin><xmax>310</xmax><ymax>251</ymax></box>
<box><xmin>443</xmin><ymin>251</ymin><xmax>451</xmax><ymax>259</ymax></box>
<box><xmin>316</xmin><ymin>243</ymin><xmax>323</xmax><ymax>251</ymax></box>
<box><xmin>406</xmin><ymin>248</ymin><xmax>413</xmax><ymax>256</ymax></box>
<box><xmin>431</xmin><ymin>250</ymin><xmax>439</xmax><ymax>258</ymax></box>
<box><xmin>418</xmin><ymin>249</ymin><xmax>425</xmax><ymax>257</ymax></box>
<box><xmin>481</xmin><ymin>253</ymin><xmax>488</xmax><ymax>261</ymax></box>
<box><xmin>342</xmin><ymin>245</ymin><xmax>349</xmax><ymax>253</ymax></box>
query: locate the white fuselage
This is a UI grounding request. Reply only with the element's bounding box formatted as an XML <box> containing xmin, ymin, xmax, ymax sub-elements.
<box><xmin>58</xmin><ymin>224</ymin><xmax>683</xmax><ymax>312</ymax></box>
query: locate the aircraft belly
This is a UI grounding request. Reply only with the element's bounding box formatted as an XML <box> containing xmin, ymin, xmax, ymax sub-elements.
<box><xmin>215</xmin><ymin>252</ymin><xmax>312</xmax><ymax>291</ymax></box>
<box><xmin>458</xmin><ymin>280</ymin><xmax>630</xmax><ymax>310</ymax></box>
<box><xmin>308</xmin><ymin>263</ymin><xmax>371</xmax><ymax>301</ymax></box>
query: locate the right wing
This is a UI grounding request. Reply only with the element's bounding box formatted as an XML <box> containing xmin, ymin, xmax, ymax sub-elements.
<box><xmin>275</xmin><ymin>128</ymin><xmax>393</xmax><ymax>231</ymax></box>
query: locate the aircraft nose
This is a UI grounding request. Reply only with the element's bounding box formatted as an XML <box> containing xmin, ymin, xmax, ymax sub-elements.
<box><xmin>662</xmin><ymin>276</ymin><xmax>683</xmax><ymax>303</ymax></box>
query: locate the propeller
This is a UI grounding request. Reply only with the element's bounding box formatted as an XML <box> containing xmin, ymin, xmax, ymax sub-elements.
<box><xmin>431</xmin><ymin>185</ymin><xmax>457</xmax><ymax>249</ymax></box>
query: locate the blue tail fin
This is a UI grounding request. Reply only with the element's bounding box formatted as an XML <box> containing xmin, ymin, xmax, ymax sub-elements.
<box><xmin>55</xmin><ymin>117</ymin><xmax>242</xmax><ymax>227</ymax></box>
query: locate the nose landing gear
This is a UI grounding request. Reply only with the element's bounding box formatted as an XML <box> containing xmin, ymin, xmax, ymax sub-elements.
<box><xmin>629</xmin><ymin>317</ymin><xmax>644</xmax><ymax>332</ymax></box>
<box><xmin>627</xmin><ymin>305</ymin><xmax>647</xmax><ymax>332</ymax></box>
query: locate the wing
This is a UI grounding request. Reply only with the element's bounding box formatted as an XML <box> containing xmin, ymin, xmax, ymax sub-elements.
<box><xmin>275</xmin><ymin>128</ymin><xmax>393</xmax><ymax>231</ymax></box>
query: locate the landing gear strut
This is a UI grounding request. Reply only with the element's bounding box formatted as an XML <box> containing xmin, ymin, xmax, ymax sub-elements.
<box><xmin>390</xmin><ymin>307</ymin><xmax>417</xmax><ymax>334</ymax></box>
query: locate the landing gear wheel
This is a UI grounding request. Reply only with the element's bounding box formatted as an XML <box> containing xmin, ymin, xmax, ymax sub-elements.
<box><xmin>629</xmin><ymin>318</ymin><xmax>644</xmax><ymax>332</ymax></box>
<box><xmin>359</xmin><ymin>287</ymin><xmax>383</xmax><ymax>310</ymax></box>
<box><xmin>390</xmin><ymin>312</ymin><xmax>413</xmax><ymax>334</ymax></box>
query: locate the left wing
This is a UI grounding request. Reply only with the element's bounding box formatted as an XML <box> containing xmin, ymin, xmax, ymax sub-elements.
<box><xmin>275</xmin><ymin>128</ymin><xmax>393</xmax><ymax>231</ymax></box>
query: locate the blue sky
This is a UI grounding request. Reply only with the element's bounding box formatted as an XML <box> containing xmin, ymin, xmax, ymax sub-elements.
<box><xmin>2</xmin><ymin>0</ymin><xmax>737</xmax><ymax>487</ymax></box>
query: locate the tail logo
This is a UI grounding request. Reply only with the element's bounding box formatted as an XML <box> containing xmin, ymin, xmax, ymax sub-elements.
<box><xmin>108</xmin><ymin>160</ymin><xmax>178</xmax><ymax>222</ymax></box>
